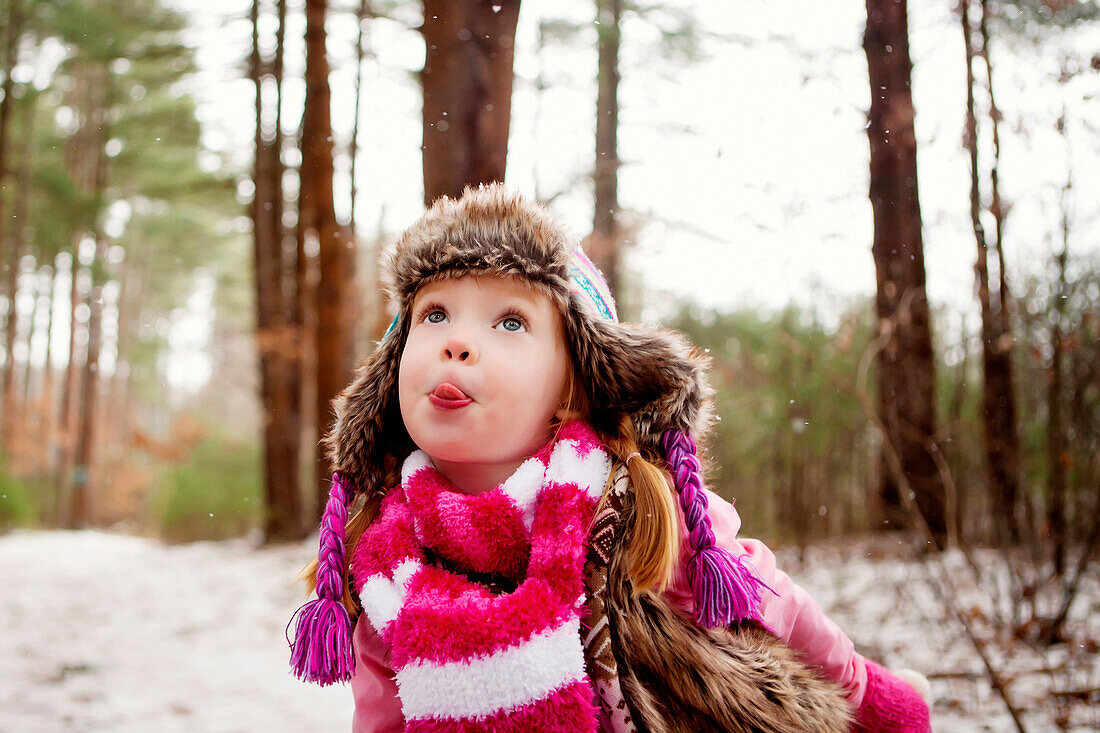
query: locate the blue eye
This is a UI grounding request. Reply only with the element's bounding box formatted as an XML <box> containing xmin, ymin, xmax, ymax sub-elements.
<box><xmin>500</xmin><ymin>317</ymin><xmax>524</xmax><ymax>332</ymax></box>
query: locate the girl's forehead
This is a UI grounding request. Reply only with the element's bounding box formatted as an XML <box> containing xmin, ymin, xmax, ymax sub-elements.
<box><xmin>413</xmin><ymin>273</ymin><xmax>548</xmax><ymax>305</ymax></box>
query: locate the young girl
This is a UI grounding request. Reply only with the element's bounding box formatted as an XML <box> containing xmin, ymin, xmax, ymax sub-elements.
<box><xmin>289</xmin><ymin>184</ymin><xmax>931</xmax><ymax>732</ymax></box>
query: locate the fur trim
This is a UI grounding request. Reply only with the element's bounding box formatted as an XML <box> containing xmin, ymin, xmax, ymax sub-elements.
<box><xmin>326</xmin><ymin>184</ymin><xmax>715</xmax><ymax>495</ymax></box>
<box><xmin>324</xmin><ymin>314</ymin><xmax>414</xmax><ymax>494</ymax></box>
<box><xmin>607</xmin><ymin>490</ymin><xmax>853</xmax><ymax>733</ymax></box>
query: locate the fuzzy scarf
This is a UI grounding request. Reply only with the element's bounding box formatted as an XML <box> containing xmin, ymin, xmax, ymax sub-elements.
<box><xmin>350</xmin><ymin>421</ymin><xmax>612</xmax><ymax>732</ymax></box>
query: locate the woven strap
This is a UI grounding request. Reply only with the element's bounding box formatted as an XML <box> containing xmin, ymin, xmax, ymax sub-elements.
<box><xmin>581</xmin><ymin>463</ymin><xmax>638</xmax><ymax>733</ymax></box>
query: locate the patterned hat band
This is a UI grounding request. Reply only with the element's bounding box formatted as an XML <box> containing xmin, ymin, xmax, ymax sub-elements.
<box><xmin>383</xmin><ymin>246</ymin><xmax>617</xmax><ymax>339</ymax></box>
<box><xmin>566</xmin><ymin>246</ymin><xmax>618</xmax><ymax>323</ymax></box>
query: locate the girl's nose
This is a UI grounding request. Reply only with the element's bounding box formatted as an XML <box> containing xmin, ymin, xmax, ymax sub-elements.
<box><xmin>442</xmin><ymin>332</ymin><xmax>477</xmax><ymax>363</ymax></box>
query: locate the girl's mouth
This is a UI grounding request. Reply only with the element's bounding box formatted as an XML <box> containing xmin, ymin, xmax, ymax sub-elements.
<box><xmin>428</xmin><ymin>382</ymin><xmax>473</xmax><ymax>410</ymax></box>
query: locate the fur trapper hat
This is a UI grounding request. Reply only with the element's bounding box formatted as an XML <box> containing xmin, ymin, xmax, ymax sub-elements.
<box><xmin>325</xmin><ymin>183</ymin><xmax>715</xmax><ymax>496</ymax></box>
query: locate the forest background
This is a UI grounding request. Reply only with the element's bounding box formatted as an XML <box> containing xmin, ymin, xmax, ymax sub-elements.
<box><xmin>0</xmin><ymin>0</ymin><xmax>1098</xmax><ymax>730</ymax></box>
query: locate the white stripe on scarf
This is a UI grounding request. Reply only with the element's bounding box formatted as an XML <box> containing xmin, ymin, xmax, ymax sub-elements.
<box><xmin>396</xmin><ymin>620</ymin><xmax>588</xmax><ymax>720</ymax></box>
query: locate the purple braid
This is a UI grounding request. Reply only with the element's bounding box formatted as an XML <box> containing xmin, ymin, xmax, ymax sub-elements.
<box><xmin>287</xmin><ymin>473</ymin><xmax>355</xmax><ymax>685</ymax></box>
<box><xmin>663</xmin><ymin>429</ymin><xmax>775</xmax><ymax>628</ymax></box>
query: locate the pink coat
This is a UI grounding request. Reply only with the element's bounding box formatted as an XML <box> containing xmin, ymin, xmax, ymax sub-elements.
<box><xmin>349</xmin><ymin>488</ymin><xmax>868</xmax><ymax>732</ymax></box>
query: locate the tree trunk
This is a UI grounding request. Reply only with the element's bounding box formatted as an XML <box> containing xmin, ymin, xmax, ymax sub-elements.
<box><xmin>70</xmin><ymin>284</ymin><xmax>102</xmax><ymax>528</ymax></box>
<box><xmin>420</xmin><ymin>0</ymin><xmax>520</xmax><ymax>204</ymax></box>
<box><xmin>40</xmin><ymin>262</ymin><xmax>58</xmax><ymax>463</ymax></box>
<box><xmin>590</xmin><ymin>0</ymin><xmax>622</xmax><ymax>301</ymax></box>
<box><xmin>0</xmin><ymin>0</ymin><xmax>25</xmax><ymax>449</ymax></box>
<box><xmin>69</xmin><ymin>62</ymin><xmax>112</xmax><ymax>529</ymax></box>
<box><xmin>1</xmin><ymin>250</ymin><xmax>22</xmax><ymax>446</ymax></box>
<box><xmin>251</xmin><ymin>0</ymin><xmax>304</xmax><ymax>541</ymax></box>
<box><xmin>272</xmin><ymin>0</ymin><xmax>307</xmax><ymax>528</ymax></box>
<box><xmin>863</xmin><ymin>0</ymin><xmax>946</xmax><ymax>544</ymax></box>
<box><xmin>961</xmin><ymin>0</ymin><xmax>1020</xmax><ymax>543</ymax></box>
<box><xmin>947</xmin><ymin>318</ymin><xmax>969</xmax><ymax>542</ymax></box>
<box><xmin>56</xmin><ymin>59</ymin><xmax>99</xmax><ymax>518</ymax></box>
<box><xmin>982</xmin><ymin>0</ymin><xmax>1021</xmax><ymax>543</ymax></box>
<box><xmin>14</xmin><ymin>103</ymin><xmax>36</xmax><ymax>427</ymax></box>
<box><xmin>18</xmin><ymin>268</ymin><xmax>41</xmax><ymax>426</ymax></box>
<box><xmin>349</xmin><ymin>0</ymin><xmax>371</xmax><ymax>232</ymax></box>
<box><xmin>55</xmin><ymin>235</ymin><xmax>82</xmax><ymax>524</ymax></box>
<box><xmin>979</xmin><ymin>0</ymin><xmax>1012</xmax><ymax>340</ymax></box>
<box><xmin>1048</xmin><ymin>164</ymin><xmax>1070</xmax><ymax>575</ymax></box>
<box><xmin>301</xmin><ymin>0</ymin><xmax>355</xmax><ymax>517</ymax></box>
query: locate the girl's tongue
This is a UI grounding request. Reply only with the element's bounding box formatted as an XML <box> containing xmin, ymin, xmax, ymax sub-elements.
<box><xmin>433</xmin><ymin>383</ymin><xmax>469</xmax><ymax>400</ymax></box>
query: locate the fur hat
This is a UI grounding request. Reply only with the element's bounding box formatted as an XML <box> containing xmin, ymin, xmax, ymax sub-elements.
<box><xmin>289</xmin><ymin>184</ymin><xmax>771</xmax><ymax>686</ymax></box>
<box><xmin>324</xmin><ymin>183</ymin><xmax>714</xmax><ymax>496</ymax></box>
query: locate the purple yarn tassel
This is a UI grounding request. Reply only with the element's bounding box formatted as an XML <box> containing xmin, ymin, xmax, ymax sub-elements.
<box><xmin>287</xmin><ymin>473</ymin><xmax>355</xmax><ymax>685</ymax></box>
<box><xmin>663</xmin><ymin>429</ymin><xmax>775</xmax><ymax>628</ymax></box>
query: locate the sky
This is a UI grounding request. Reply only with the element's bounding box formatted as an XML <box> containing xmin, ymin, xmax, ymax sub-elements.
<box><xmin>154</xmin><ymin>0</ymin><xmax>1100</xmax><ymax>389</ymax></box>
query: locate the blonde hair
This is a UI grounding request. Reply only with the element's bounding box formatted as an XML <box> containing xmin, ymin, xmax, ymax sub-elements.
<box><xmin>600</xmin><ymin>414</ymin><xmax>680</xmax><ymax>593</ymax></box>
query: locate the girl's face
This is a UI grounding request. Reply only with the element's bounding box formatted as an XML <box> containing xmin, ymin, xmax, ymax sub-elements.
<box><xmin>398</xmin><ymin>274</ymin><xmax>570</xmax><ymax>490</ymax></box>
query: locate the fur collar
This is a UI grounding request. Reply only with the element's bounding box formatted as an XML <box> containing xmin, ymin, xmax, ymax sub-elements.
<box><xmin>598</xmin><ymin>466</ymin><xmax>853</xmax><ymax>733</ymax></box>
<box><xmin>346</xmin><ymin>462</ymin><xmax>855</xmax><ymax>733</ymax></box>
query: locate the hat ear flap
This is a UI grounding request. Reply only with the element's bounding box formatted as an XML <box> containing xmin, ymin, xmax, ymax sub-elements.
<box><xmin>566</xmin><ymin>312</ymin><xmax>714</xmax><ymax>454</ymax></box>
<box><xmin>324</xmin><ymin>314</ymin><xmax>414</xmax><ymax>495</ymax></box>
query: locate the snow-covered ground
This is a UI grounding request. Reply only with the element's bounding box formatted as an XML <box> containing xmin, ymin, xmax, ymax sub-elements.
<box><xmin>3</xmin><ymin>530</ymin><xmax>1097</xmax><ymax>732</ymax></box>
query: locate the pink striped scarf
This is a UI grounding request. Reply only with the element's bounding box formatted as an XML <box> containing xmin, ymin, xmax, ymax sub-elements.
<box><xmin>350</xmin><ymin>421</ymin><xmax>611</xmax><ymax>731</ymax></box>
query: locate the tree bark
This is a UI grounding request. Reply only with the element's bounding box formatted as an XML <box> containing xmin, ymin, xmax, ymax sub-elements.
<box><xmin>863</xmin><ymin>0</ymin><xmax>947</xmax><ymax>544</ymax></box>
<box><xmin>0</xmin><ymin>0</ymin><xmax>25</xmax><ymax>448</ymax></box>
<box><xmin>349</xmin><ymin>0</ymin><xmax>371</xmax><ymax>231</ymax></box>
<box><xmin>1</xmin><ymin>250</ymin><xmax>22</xmax><ymax>445</ymax></box>
<box><xmin>70</xmin><ymin>284</ymin><xmax>102</xmax><ymax>528</ymax></box>
<box><xmin>272</xmin><ymin>0</ymin><xmax>308</xmax><ymax>525</ymax></box>
<box><xmin>961</xmin><ymin>0</ymin><xmax>1020</xmax><ymax>543</ymax></box>
<box><xmin>590</xmin><ymin>0</ymin><xmax>622</xmax><ymax>301</ymax></box>
<box><xmin>40</xmin><ymin>263</ymin><xmax>58</xmax><ymax>451</ymax></box>
<box><xmin>54</xmin><ymin>235</ymin><xmax>82</xmax><ymax>523</ymax></box>
<box><xmin>302</xmin><ymin>0</ymin><xmax>354</xmax><ymax>519</ymax></box>
<box><xmin>1048</xmin><ymin>164</ymin><xmax>1070</xmax><ymax>575</ymax></box>
<box><xmin>57</xmin><ymin>60</ymin><xmax>99</xmax><ymax>517</ymax></box>
<box><xmin>981</xmin><ymin>0</ymin><xmax>1022</xmax><ymax>542</ymax></box>
<box><xmin>251</xmin><ymin>0</ymin><xmax>304</xmax><ymax>541</ymax></box>
<box><xmin>420</xmin><ymin>0</ymin><xmax>520</xmax><ymax>204</ymax></box>
<box><xmin>1</xmin><ymin>246</ymin><xmax>21</xmax><ymax>448</ymax></box>
<box><xmin>14</xmin><ymin>103</ymin><xmax>35</xmax><ymax>425</ymax></box>
<box><xmin>69</xmin><ymin>63</ymin><xmax>112</xmax><ymax>529</ymax></box>
<box><xmin>57</xmin><ymin>234</ymin><xmax>81</xmax><ymax>494</ymax></box>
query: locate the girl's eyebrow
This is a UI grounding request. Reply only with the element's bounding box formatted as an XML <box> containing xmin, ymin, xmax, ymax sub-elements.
<box><xmin>411</xmin><ymin>282</ymin><xmax>544</xmax><ymax>312</ymax></box>
<box><xmin>497</xmin><ymin>285</ymin><xmax>543</xmax><ymax>308</ymax></box>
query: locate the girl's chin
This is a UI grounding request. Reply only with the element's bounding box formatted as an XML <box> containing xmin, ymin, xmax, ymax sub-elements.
<box><xmin>413</xmin><ymin>434</ymin><xmax>482</xmax><ymax>461</ymax></box>
<box><xmin>415</xmin><ymin>436</ymin><xmax>523</xmax><ymax>465</ymax></box>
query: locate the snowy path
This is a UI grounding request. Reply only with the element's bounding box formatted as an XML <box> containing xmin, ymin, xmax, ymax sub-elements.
<box><xmin>2</xmin><ymin>531</ymin><xmax>350</xmax><ymax>732</ymax></box>
<box><xmin>3</xmin><ymin>530</ymin><xmax>1097</xmax><ymax>732</ymax></box>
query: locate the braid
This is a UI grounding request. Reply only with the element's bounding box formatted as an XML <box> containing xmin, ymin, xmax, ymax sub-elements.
<box><xmin>314</xmin><ymin>475</ymin><xmax>350</xmax><ymax>601</ymax></box>
<box><xmin>288</xmin><ymin>474</ymin><xmax>355</xmax><ymax>685</ymax></box>
<box><xmin>663</xmin><ymin>430</ymin><xmax>717</xmax><ymax>554</ymax></box>
<box><xmin>663</xmin><ymin>429</ymin><xmax>773</xmax><ymax>628</ymax></box>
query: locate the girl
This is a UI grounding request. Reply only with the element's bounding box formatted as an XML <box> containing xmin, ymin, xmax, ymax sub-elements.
<box><xmin>289</xmin><ymin>185</ymin><xmax>931</xmax><ymax>732</ymax></box>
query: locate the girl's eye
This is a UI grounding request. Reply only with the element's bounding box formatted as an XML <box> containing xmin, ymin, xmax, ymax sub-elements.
<box><xmin>498</xmin><ymin>316</ymin><xmax>526</xmax><ymax>333</ymax></box>
<box><xmin>425</xmin><ymin>310</ymin><xmax>446</xmax><ymax>324</ymax></box>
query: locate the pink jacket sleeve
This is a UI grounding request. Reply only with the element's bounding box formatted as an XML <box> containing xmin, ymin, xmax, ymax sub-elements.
<box><xmin>350</xmin><ymin>614</ymin><xmax>405</xmax><ymax>733</ymax></box>
<box><xmin>664</xmin><ymin>488</ymin><xmax>868</xmax><ymax>708</ymax></box>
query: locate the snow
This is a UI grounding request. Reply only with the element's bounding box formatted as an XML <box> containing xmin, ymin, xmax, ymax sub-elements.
<box><xmin>2</xmin><ymin>531</ymin><xmax>350</xmax><ymax>732</ymax></box>
<box><xmin>3</xmin><ymin>530</ymin><xmax>1097</xmax><ymax>731</ymax></box>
